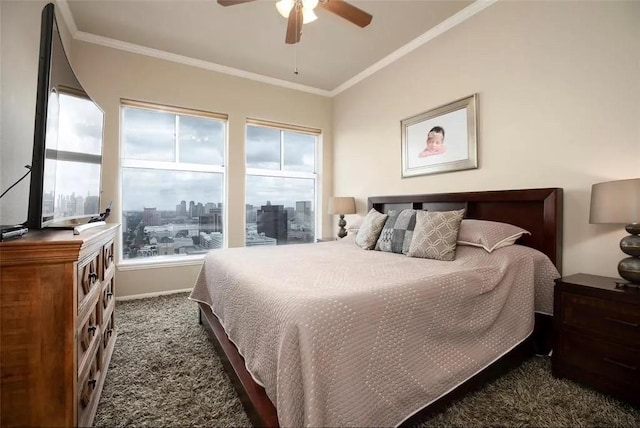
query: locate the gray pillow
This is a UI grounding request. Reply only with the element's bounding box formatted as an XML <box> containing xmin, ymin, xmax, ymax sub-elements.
<box><xmin>355</xmin><ymin>208</ymin><xmax>388</xmax><ymax>250</ymax></box>
<box><xmin>375</xmin><ymin>209</ymin><xmax>417</xmax><ymax>254</ymax></box>
<box><xmin>407</xmin><ymin>209</ymin><xmax>465</xmax><ymax>261</ymax></box>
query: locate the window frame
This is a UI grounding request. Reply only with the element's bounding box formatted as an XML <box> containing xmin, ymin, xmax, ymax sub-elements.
<box><xmin>119</xmin><ymin>99</ymin><xmax>228</xmax><ymax>266</ymax></box>
<box><xmin>244</xmin><ymin>119</ymin><xmax>321</xmax><ymax>246</ymax></box>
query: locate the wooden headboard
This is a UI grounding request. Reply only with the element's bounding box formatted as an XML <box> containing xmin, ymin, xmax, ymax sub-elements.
<box><xmin>368</xmin><ymin>188</ymin><xmax>563</xmax><ymax>271</ymax></box>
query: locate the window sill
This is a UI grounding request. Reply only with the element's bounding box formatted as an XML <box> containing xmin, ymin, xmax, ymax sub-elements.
<box><xmin>117</xmin><ymin>254</ymin><xmax>206</xmax><ymax>271</ymax></box>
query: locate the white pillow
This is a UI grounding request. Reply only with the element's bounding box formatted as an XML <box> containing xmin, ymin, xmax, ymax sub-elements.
<box><xmin>457</xmin><ymin>219</ymin><xmax>530</xmax><ymax>253</ymax></box>
<box><xmin>347</xmin><ymin>216</ymin><xmax>363</xmax><ymax>236</ymax></box>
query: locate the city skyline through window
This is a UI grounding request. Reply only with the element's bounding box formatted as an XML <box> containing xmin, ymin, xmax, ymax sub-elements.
<box><xmin>245</xmin><ymin>123</ymin><xmax>318</xmax><ymax>246</ymax></box>
<box><xmin>120</xmin><ymin>101</ymin><xmax>227</xmax><ymax>261</ymax></box>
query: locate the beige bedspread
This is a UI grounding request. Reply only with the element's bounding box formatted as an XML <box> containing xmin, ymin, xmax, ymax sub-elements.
<box><xmin>189</xmin><ymin>237</ymin><xmax>559</xmax><ymax>427</ymax></box>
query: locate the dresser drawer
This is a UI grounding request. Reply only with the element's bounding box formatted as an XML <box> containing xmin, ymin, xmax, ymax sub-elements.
<box><xmin>77</xmin><ymin>299</ymin><xmax>101</xmax><ymax>376</ymax></box>
<box><xmin>78</xmin><ymin>344</ymin><xmax>103</xmax><ymax>427</ymax></box>
<box><xmin>102</xmin><ymin>239</ymin><xmax>115</xmax><ymax>280</ymax></box>
<box><xmin>78</xmin><ymin>251</ymin><xmax>101</xmax><ymax>311</ymax></box>
<box><xmin>102</xmin><ymin>276</ymin><xmax>115</xmax><ymax>313</ymax></box>
<box><xmin>561</xmin><ymin>293</ymin><xmax>640</xmax><ymax>348</ymax></box>
<box><xmin>102</xmin><ymin>309</ymin><xmax>116</xmax><ymax>365</ymax></box>
<box><xmin>557</xmin><ymin>330</ymin><xmax>640</xmax><ymax>391</ymax></box>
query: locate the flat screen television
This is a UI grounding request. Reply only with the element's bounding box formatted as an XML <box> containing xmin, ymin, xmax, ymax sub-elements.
<box><xmin>26</xmin><ymin>3</ymin><xmax>104</xmax><ymax>230</ymax></box>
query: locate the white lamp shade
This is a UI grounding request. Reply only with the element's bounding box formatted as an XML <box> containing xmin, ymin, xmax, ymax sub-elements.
<box><xmin>276</xmin><ymin>0</ymin><xmax>294</xmax><ymax>17</ymax></box>
<box><xmin>276</xmin><ymin>0</ymin><xmax>318</xmax><ymax>23</ymax></box>
<box><xmin>589</xmin><ymin>178</ymin><xmax>640</xmax><ymax>224</ymax></box>
<box><xmin>328</xmin><ymin>197</ymin><xmax>356</xmax><ymax>215</ymax></box>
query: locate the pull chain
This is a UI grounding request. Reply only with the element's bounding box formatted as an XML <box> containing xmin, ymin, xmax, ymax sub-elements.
<box><xmin>294</xmin><ymin>3</ymin><xmax>299</xmax><ymax>76</ymax></box>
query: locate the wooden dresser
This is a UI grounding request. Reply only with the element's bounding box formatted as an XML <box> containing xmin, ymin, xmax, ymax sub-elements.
<box><xmin>552</xmin><ymin>273</ymin><xmax>640</xmax><ymax>406</ymax></box>
<box><xmin>1</xmin><ymin>224</ymin><xmax>118</xmax><ymax>427</ymax></box>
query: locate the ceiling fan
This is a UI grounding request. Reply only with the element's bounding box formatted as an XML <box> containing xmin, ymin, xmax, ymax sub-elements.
<box><xmin>217</xmin><ymin>0</ymin><xmax>373</xmax><ymax>44</ymax></box>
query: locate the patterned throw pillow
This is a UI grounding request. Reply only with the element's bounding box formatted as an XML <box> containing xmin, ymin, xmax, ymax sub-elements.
<box><xmin>407</xmin><ymin>209</ymin><xmax>465</xmax><ymax>261</ymax></box>
<box><xmin>375</xmin><ymin>209</ymin><xmax>417</xmax><ymax>254</ymax></box>
<box><xmin>457</xmin><ymin>219</ymin><xmax>530</xmax><ymax>252</ymax></box>
<box><xmin>355</xmin><ymin>208</ymin><xmax>388</xmax><ymax>250</ymax></box>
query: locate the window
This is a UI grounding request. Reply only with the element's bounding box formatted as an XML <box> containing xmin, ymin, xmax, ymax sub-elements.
<box><xmin>120</xmin><ymin>100</ymin><xmax>226</xmax><ymax>262</ymax></box>
<box><xmin>245</xmin><ymin>120</ymin><xmax>319</xmax><ymax>246</ymax></box>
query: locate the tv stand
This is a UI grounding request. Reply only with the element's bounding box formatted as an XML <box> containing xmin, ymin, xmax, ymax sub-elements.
<box><xmin>73</xmin><ymin>221</ymin><xmax>106</xmax><ymax>235</ymax></box>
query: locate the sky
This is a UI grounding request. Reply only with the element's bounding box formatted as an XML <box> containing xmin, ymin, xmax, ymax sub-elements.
<box><xmin>120</xmin><ymin>110</ymin><xmax>317</xmax><ymax>211</ymax></box>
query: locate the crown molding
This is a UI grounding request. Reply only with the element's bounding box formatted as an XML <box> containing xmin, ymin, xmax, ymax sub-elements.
<box><xmin>55</xmin><ymin>0</ymin><xmax>78</xmax><ymax>36</ymax></box>
<box><xmin>74</xmin><ymin>31</ymin><xmax>332</xmax><ymax>97</ymax></box>
<box><xmin>59</xmin><ymin>0</ymin><xmax>495</xmax><ymax>98</ymax></box>
<box><xmin>329</xmin><ymin>0</ymin><xmax>498</xmax><ymax>96</ymax></box>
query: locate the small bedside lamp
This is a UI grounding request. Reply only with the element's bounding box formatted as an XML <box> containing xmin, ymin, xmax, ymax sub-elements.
<box><xmin>590</xmin><ymin>178</ymin><xmax>640</xmax><ymax>285</ymax></box>
<box><xmin>328</xmin><ymin>196</ymin><xmax>356</xmax><ymax>239</ymax></box>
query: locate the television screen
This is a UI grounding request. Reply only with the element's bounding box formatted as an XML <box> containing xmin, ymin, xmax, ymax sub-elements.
<box><xmin>27</xmin><ymin>3</ymin><xmax>104</xmax><ymax>229</ymax></box>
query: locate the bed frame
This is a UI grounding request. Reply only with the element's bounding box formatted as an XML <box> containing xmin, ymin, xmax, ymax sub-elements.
<box><xmin>197</xmin><ymin>187</ymin><xmax>563</xmax><ymax>427</ymax></box>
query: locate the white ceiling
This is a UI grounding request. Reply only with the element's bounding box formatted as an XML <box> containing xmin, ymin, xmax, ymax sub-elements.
<box><xmin>61</xmin><ymin>0</ymin><xmax>478</xmax><ymax>95</ymax></box>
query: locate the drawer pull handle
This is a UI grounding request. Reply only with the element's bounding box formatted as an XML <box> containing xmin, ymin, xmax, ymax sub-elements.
<box><xmin>107</xmin><ymin>328</ymin><xmax>114</xmax><ymax>337</ymax></box>
<box><xmin>603</xmin><ymin>357</ymin><xmax>637</xmax><ymax>371</ymax></box>
<box><xmin>87</xmin><ymin>326</ymin><xmax>97</xmax><ymax>336</ymax></box>
<box><xmin>88</xmin><ymin>379</ymin><xmax>97</xmax><ymax>388</ymax></box>
<box><xmin>107</xmin><ymin>292</ymin><xmax>113</xmax><ymax>298</ymax></box>
<box><xmin>89</xmin><ymin>272</ymin><xmax>98</xmax><ymax>282</ymax></box>
<box><xmin>604</xmin><ymin>317</ymin><xmax>638</xmax><ymax>328</ymax></box>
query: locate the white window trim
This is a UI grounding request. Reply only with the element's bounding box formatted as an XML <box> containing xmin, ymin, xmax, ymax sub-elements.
<box><xmin>245</xmin><ymin>120</ymin><xmax>320</xmax><ymax>245</ymax></box>
<box><xmin>119</xmin><ymin>100</ymin><xmax>227</xmax><ymax>266</ymax></box>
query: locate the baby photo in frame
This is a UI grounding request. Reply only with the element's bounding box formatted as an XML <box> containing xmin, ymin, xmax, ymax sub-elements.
<box><xmin>401</xmin><ymin>94</ymin><xmax>478</xmax><ymax>178</ymax></box>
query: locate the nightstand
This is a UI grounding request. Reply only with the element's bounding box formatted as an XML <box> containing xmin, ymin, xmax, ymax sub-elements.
<box><xmin>552</xmin><ymin>273</ymin><xmax>640</xmax><ymax>406</ymax></box>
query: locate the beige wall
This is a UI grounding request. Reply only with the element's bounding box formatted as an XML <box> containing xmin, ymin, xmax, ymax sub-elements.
<box><xmin>70</xmin><ymin>41</ymin><xmax>333</xmax><ymax>297</ymax></box>
<box><xmin>333</xmin><ymin>1</ymin><xmax>640</xmax><ymax>278</ymax></box>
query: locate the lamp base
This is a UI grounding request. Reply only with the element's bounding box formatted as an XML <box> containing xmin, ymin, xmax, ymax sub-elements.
<box><xmin>618</xmin><ymin>223</ymin><xmax>640</xmax><ymax>285</ymax></box>
<box><xmin>337</xmin><ymin>215</ymin><xmax>347</xmax><ymax>239</ymax></box>
<box><xmin>618</xmin><ymin>257</ymin><xmax>640</xmax><ymax>285</ymax></box>
<box><xmin>615</xmin><ymin>281</ymin><xmax>640</xmax><ymax>290</ymax></box>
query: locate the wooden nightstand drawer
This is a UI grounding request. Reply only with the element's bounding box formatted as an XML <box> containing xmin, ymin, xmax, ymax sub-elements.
<box><xmin>553</xmin><ymin>273</ymin><xmax>640</xmax><ymax>406</ymax></box>
<box><xmin>557</xmin><ymin>330</ymin><xmax>640</xmax><ymax>390</ymax></box>
<box><xmin>561</xmin><ymin>293</ymin><xmax>640</xmax><ymax>348</ymax></box>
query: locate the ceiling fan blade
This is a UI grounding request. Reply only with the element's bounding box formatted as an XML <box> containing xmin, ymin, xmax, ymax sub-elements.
<box><xmin>285</xmin><ymin>3</ymin><xmax>303</xmax><ymax>44</ymax></box>
<box><xmin>217</xmin><ymin>0</ymin><xmax>257</xmax><ymax>6</ymax></box>
<box><xmin>318</xmin><ymin>0</ymin><xmax>372</xmax><ymax>27</ymax></box>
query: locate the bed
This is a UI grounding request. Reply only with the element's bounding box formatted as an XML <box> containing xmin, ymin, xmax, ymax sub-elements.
<box><xmin>190</xmin><ymin>188</ymin><xmax>563</xmax><ymax>427</ymax></box>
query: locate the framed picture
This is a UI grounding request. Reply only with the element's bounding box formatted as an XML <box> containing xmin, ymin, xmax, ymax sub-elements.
<box><xmin>401</xmin><ymin>94</ymin><xmax>478</xmax><ymax>178</ymax></box>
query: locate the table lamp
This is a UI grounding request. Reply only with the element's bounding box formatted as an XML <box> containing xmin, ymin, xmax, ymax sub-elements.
<box><xmin>328</xmin><ymin>196</ymin><xmax>356</xmax><ymax>239</ymax></box>
<box><xmin>589</xmin><ymin>178</ymin><xmax>640</xmax><ymax>285</ymax></box>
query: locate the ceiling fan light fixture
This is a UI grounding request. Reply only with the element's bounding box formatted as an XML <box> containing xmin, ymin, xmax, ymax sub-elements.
<box><xmin>301</xmin><ymin>0</ymin><xmax>319</xmax><ymax>10</ymax></box>
<box><xmin>276</xmin><ymin>0</ymin><xmax>294</xmax><ymax>18</ymax></box>
<box><xmin>302</xmin><ymin>7</ymin><xmax>317</xmax><ymax>23</ymax></box>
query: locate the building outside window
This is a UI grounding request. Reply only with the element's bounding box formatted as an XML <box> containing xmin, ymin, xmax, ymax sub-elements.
<box><xmin>120</xmin><ymin>100</ymin><xmax>226</xmax><ymax>262</ymax></box>
<box><xmin>245</xmin><ymin>120</ymin><xmax>319</xmax><ymax>246</ymax></box>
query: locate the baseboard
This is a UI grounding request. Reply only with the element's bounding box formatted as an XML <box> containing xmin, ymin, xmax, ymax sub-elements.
<box><xmin>116</xmin><ymin>288</ymin><xmax>193</xmax><ymax>301</ymax></box>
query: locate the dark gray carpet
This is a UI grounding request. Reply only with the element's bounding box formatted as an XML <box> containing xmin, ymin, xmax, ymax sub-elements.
<box><xmin>94</xmin><ymin>293</ymin><xmax>639</xmax><ymax>427</ymax></box>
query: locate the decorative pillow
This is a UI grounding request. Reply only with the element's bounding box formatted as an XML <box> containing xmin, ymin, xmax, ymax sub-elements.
<box><xmin>375</xmin><ymin>209</ymin><xmax>417</xmax><ymax>254</ymax></box>
<box><xmin>407</xmin><ymin>209</ymin><xmax>465</xmax><ymax>261</ymax></box>
<box><xmin>457</xmin><ymin>219</ymin><xmax>531</xmax><ymax>253</ymax></box>
<box><xmin>355</xmin><ymin>209</ymin><xmax>388</xmax><ymax>250</ymax></box>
